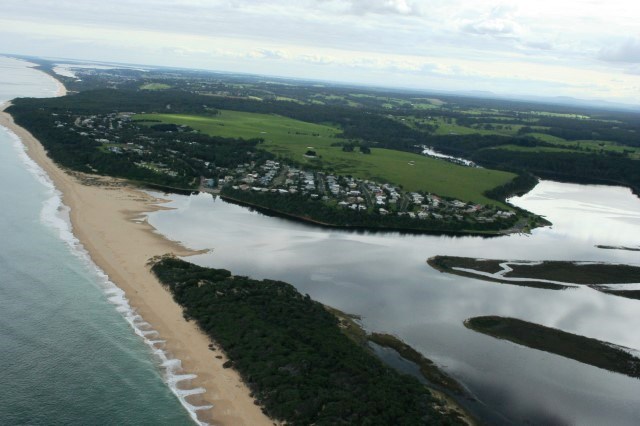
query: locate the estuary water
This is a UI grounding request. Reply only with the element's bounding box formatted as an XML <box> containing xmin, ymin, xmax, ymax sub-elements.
<box><xmin>3</xmin><ymin>54</ymin><xmax>640</xmax><ymax>425</ymax></box>
<box><xmin>0</xmin><ymin>57</ymin><xmax>193</xmax><ymax>424</ymax></box>
<box><xmin>148</xmin><ymin>182</ymin><xmax>640</xmax><ymax>425</ymax></box>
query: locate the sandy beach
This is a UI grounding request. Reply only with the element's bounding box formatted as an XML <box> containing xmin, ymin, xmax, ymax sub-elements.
<box><xmin>1</xmin><ymin>88</ymin><xmax>271</xmax><ymax>424</ymax></box>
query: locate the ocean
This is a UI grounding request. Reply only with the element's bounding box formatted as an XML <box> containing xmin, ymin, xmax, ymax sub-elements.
<box><xmin>0</xmin><ymin>58</ymin><xmax>195</xmax><ymax>424</ymax></box>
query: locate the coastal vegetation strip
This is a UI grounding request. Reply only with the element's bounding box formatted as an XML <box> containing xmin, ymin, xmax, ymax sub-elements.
<box><xmin>368</xmin><ymin>333</ymin><xmax>466</xmax><ymax>395</ymax></box>
<box><xmin>323</xmin><ymin>306</ymin><xmax>467</xmax><ymax>396</ymax></box>
<box><xmin>150</xmin><ymin>255</ymin><xmax>469</xmax><ymax>425</ymax></box>
<box><xmin>597</xmin><ymin>289</ymin><xmax>640</xmax><ymax>301</ymax></box>
<box><xmin>221</xmin><ymin>189</ymin><xmax>522</xmax><ymax>235</ymax></box>
<box><xmin>596</xmin><ymin>245</ymin><xmax>640</xmax><ymax>252</ymax></box>
<box><xmin>428</xmin><ymin>256</ymin><xmax>640</xmax><ymax>291</ymax></box>
<box><xmin>465</xmin><ymin>316</ymin><xmax>640</xmax><ymax>379</ymax></box>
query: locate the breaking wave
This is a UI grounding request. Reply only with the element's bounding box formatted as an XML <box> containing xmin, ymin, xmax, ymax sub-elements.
<box><xmin>4</xmin><ymin>126</ymin><xmax>211</xmax><ymax>425</ymax></box>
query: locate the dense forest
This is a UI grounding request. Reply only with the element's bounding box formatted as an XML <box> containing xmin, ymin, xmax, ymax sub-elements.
<box><xmin>424</xmin><ymin>134</ymin><xmax>640</xmax><ymax>195</ymax></box>
<box><xmin>12</xmin><ymin>88</ymin><xmax>219</xmax><ymax>116</ymax></box>
<box><xmin>151</xmin><ymin>256</ymin><xmax>467</xmax><ymax>425</ymax></box>
<box><xmin>472</xmin><ymin>150</ymin><xmax>640</xmax><ymax>195</ymax></box>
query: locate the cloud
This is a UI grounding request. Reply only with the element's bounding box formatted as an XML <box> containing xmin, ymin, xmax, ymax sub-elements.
<box><xmin>459</xmin><ymin>5</ymin><xmax>522</xmax><ymax>38</ymax></box>
<box><xmin>626</xmin><ymin>65</ymin><xmax>640</xmax><ymax>75</ymax></box>
<box><xmin>599</xmin><ymin>37</ymin><xmax>640</xmax><ymax>63</ymax></box>
<box><xmin>461</xmin><ymin>18</ymin><xmax>520</xmax><ymax>37</ymax></box>
<box><xmin>321</xmin><ymin>0</ymin><xmax>421</xmax><ymax>16</ymax></box>
<box><xmin>250</xmin><ymin>49</ymin><xmax>289</xmax><ymax>60</ymax></box>
<box><xmin>521</xmin><ymin>40</ymin><xmax>553</xmax><ymax>51</ymax></box>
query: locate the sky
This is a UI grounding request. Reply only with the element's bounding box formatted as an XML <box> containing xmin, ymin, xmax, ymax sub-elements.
<box><xmin>2</xmin><ymin>0</ymin><xmax>640</xmax><ymax>104</ymax></box>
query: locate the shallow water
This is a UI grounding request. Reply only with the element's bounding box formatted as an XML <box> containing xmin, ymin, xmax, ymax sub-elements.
<box><xmin>148</xmin><ymin>181</ymin><xmax>640</xmax><ymax>425</ymax></box>
<box><xmin>0</xmin><ymin>56</ymin><xmax>194</xmax><ymax>425</ymax></box>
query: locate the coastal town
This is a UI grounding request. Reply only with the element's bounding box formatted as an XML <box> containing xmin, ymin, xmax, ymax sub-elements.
<box><xmin>223</xmin><ymin>159</ymin><xmax>517</xmax><ymax>226</ymax></box>
<box><xmin>62</xmin><ymin>111</ymin><xmax>518</xmax><ymax>228</ymax></box>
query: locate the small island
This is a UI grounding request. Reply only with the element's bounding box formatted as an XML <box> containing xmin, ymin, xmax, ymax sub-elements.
<box><xmin>428</xmin><ymin>256</ymin><xmax>640</xmax><ymax>296</ymax></box>
<box><xmin>465</xmin><ymin>316</ymin><xmax>640</xmax><ymax>379</ymax></box>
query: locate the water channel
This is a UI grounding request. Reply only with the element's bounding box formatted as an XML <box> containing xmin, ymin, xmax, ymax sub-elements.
<box><xmin>148</xmin><ymin>180</ymin><xmax>640</xmax><ymax>425</ymax></box>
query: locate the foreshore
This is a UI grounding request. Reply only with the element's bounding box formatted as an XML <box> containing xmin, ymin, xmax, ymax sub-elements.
<box><xmin>1</xmin><ymin>91</ymin><xmax>271</xmax><ymax>424</ymax></box>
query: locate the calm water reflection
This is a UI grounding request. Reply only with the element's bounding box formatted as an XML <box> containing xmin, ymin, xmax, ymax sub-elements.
<box><xmin>148</xmin><ymin>180</ymin><xmax>640</xmax><ymax>425</ymax></box>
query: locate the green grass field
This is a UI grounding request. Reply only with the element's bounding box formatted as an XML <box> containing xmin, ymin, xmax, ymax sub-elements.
<box><xmin>135</xmin><ymin>110</ymin><xmax>340</xmax><ymax>145</ymax></box>
<box><xmin>526</xmin><ymin>133</ymin><xmax>640</xmax><ymax>158</ymax></box>
<box><xmin>275</xmin><ymin>96</ymin><xmax>304</xmax><ymax>104</ymax></box>
<box><xmin>529</xmin><ymin>111</ymin><xmax>590</xmax><ymax>119</ymax></box>
<box><xmin>134</xmin><ymin>111</ymin><xmax>516</xmax><ymax>205</ymax></box>
<box><xmin>493</xmin><ymin>145</ymin><xmax>581</xmax><ymax>154</ymax></box>
<box><xmin>431</xmin><ymin>117</ymin><xmax>495</xmax><ymax>136</ymax></box>
<box><xmin>140</xmin><ymin>83</ymin><xmax>171</xmax><ymax>90</ymax></box>
<box><xmin>310</xmin><ymin>94</ymin><xmax>361</xmax><ymax>107</ymax></box>
<box><xmin>418</xmin><ymin>97</ymin><xmax>445</xmax><ymax>106</ymax></box>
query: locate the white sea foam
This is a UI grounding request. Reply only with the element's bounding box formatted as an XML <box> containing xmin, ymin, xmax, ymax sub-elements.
<box><xmin>3</xmin><ymin>126</ymin><xmax>211</xmax><ymax>425</ymax></box>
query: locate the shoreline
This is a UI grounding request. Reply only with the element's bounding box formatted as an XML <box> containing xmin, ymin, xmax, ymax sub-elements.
<box><xmin>1</xmin><ymin>98</ymin><xmax>271</xmax><ymax>423</ymax></box>
<box><xmin>220</xmin><ymin>193</ymin><xmax>510</xmax><ymax>238</ymax></box>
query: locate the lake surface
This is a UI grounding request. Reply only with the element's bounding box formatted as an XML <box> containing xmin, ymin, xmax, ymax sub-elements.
<box><xmin>148</xmin><ymin>181</ymin><xmax>640</xmax><ymax>425</ymax></box>
<box><xmin>0</xmin><ymin>56</ymin><xmax>194</xmax><ymax>425</ymax></box>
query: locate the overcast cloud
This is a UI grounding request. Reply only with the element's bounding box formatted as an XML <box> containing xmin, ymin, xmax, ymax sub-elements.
<box><xmin>1</xmin><ymin>0</ymin><xmax>639</xmax><ymax>104</ymax></box>
<box><xmin>599</xmin><ymin>37</ymin><xmax>640</xmax><ymax>63</ymax></box>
